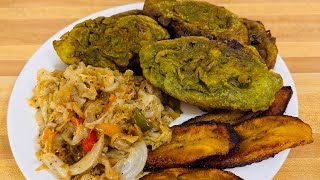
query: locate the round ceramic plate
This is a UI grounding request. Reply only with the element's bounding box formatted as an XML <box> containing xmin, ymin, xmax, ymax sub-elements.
<box><xmin>7</xmin><ymin>3</ymin><xmax>298</xmax><ymax>180</ymax></box>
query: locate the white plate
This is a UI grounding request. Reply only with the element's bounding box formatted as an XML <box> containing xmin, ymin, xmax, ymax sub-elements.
<box><xmin>7</xmin><ymin>2</ymin><xmax>298</xmax><ymax>180</ymax></box>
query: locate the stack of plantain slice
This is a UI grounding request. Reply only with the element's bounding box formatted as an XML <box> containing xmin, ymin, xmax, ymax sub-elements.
<box><xmin>144</xmin><ymin>86</ymin><xmax>313</xmax><ymax>179</ymax></box>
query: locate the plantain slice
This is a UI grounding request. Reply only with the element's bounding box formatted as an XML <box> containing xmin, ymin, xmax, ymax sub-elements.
<box><xmin>184</xmin><ymin>110</ymin><xmax>260</xmax><ymax>126</ymax></box>
<box><xmin>196</xmin><ymin>115</ymin><xmax>313</xmax><ymax>169</ymax></box>
<box><xmin>141</xmin><ymin>168</ymin><xmax>242</xmax><ymax>180</ymax></box>
<box><xmin>259</xmin><ymin>86</ymin><xmax>293</xmax><ymax>116</ymax></box>
<box><xmin>184</xmin><ymin>86</ymin><xmax>293</xmax><ymax>125</ymax></box>
<box><xmin>145</xmin><ymin>122</ymin><xmax>239</xmax><ymax>170</ymax></box>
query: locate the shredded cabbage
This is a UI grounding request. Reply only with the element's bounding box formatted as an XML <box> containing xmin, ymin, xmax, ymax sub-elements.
<box><xmin>29</xmin><ymin>62</ymin><xmax>181</xmax><ymax>179</ymax></box>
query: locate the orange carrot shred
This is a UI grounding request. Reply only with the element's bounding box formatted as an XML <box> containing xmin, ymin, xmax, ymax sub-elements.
<box><xmin>71</xmin><ymin>117</ymin><xmax>85</xmax><ymax>126</ymax></box>
<box><xmin>104</xmin><ymin>94</ymin><xmax>116</xmax><ymax>112</ymax></box>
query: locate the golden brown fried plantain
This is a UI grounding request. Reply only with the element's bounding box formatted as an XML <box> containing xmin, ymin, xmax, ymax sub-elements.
<box><xmin>145</xmin><ymin>122</ymin><xmax>239</xmax><ymax>170</ymax></box>
<box><xmin>260</xmin><ymin>86</ymin><xmax>293</xmax><ymax>116</ymax></box>
<box><xmin>184</xmin><ymin>86</ymin><xmax>293</xmax><ymax>125</ymax></box>
<box><xmin>141</xmin><ymin>168</ymin><xmax>242</xmax><ymax>180</ymax></box>
<box><xmin>196</xmin><ymin>115</ymin><xmax>313</xmax><ymax>169</ymax></box>
<box><xmin>184</xmin><ymin>110</ymin><xmax>261</xmax><ymax>126</ymax></box>
<box><xmin>241</xmin><ymin>18</ymin><xmax>278</xmax><ymax>69</ymax></box>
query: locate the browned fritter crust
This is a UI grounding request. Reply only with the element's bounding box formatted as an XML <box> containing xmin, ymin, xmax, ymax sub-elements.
<box><xmin>184</xmin><ymin>86</ymin><xmax>293</xmax><ymax>125</ymax></box>
<box><xmin>145</xmin><ymin>122</ymin><xmax>239</xmax><ymax>170</ymax></box>
<box><xmin>143</xmin><ymin>0</ymin><xmax>248</xmax><ymax>44</ymax></box>
<box><xmin>259</xmin><ymin>86</ymin><xmax>293</xmax><ymax>116</ymax></box>
<box><xmin>241</xmin><ymin>18</ymin><xmax>278</xmax><ymax>69</ymax></box>
<box><xmin>141</xmin><ymin>168</ymin><xmax>243</xmax><ymax>180</ymax></box>
<box><xmin>196</xmin><ymin>115</ymin><xmax>313</xmax><ymax>169</ymax></box>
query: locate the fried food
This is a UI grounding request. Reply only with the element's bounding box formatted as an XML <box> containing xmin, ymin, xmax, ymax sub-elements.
<box><xmin>241</xmin><ymin>18</ymin><xmax>278</xmax><ymax>69</ymax></box>
<box><xmin>184</xmin><ymin>86</ymin><xmax>293</xmax><ymax>125</ymax></box>
<box><xmin>143</xmin><ymin>0</ymin><xmax>248</xmax><ymax>44</ymax></box>
<box><xmin>141</xmin><ymin>168</ymin><xmax>242</xmax><ymax>180</ymax></box>
<box><xmin>185</xmin><ymin>110</ymin><xmax>261</xmax><ymax>126</ymax></box>
<box><xmin>53</xmin><ymin>10</ymin><xmax>169</xmax><ymax>71</ymax></box>
<box><xmin>145</xmin><ymin>122</ymin><xmax>239</xmax><ymax>170</ymax></box>
<box><xmin>196</xmin><ymin>116</ymin><xmax>313</xmax><ymax>169</ymax></box>
<box><xmin>139</xmin><ymin>36</ymin><xmax>283</xmax><ymax>111</ymax></box>
<box><xmin>260</xmin><ymin>86</ymin><xmax>293</xmax><ymax>116</ymax></box>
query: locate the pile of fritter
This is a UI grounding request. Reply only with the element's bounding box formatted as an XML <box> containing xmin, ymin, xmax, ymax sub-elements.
<box><xmin>54</xmin><ymin>0</ymin><xmax>280</xmax><ymax>112</ymax></box>
<box><xmin>52</xmin><ymin>1</ymin><xmax>313</xmax><ymax>178</ymax></box>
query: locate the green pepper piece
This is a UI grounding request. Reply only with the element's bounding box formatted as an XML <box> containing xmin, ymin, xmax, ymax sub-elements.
<box><xmin>133</xmin><ymin>108</ymin><xmax>152</xmax><ymax>132</ymax></box>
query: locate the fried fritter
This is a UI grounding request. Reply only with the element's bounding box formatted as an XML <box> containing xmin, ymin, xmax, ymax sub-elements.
<box><xmin>196</xmin><ymin>115</ymin><xmax>313</xmax><ymax>169</ymax></box>
<box><xmin>241</xmin><ymin>18</ymin><xmax>278</xmax><ymax>69</ymax></box>
<box><xmin>139</xmin><ymin>36</ymin><xmax>283</xmax><ymax>111</ymax></box>
<box><xmin>184</xmin><ymin>86</ymin><xmax>293</xmax><ymax>125</ymax></box>
<box><xmin>141</xmin><ymin>168</ymin><xmax>242</xmax><ymax>180</ymax></box>
<box><xmin>143</xmin><ymin>0</ymin><xmax>248</xmax><ymax>44</ymax></box>
<box><xmin>145</xmin><ymin>122</ymin><xmax>238</xmax><ymax>170</ymax></box>
<box><xmin>53</xmin><ymin>10</ymin><xmax>169</xmax><ymax>71</ymax></box>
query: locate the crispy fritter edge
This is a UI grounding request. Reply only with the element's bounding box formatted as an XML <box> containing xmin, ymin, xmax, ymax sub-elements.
<box><xmin>241</xmin><ymin>18</ymin><xmax>278</xmax><ymax>69</ymax></box>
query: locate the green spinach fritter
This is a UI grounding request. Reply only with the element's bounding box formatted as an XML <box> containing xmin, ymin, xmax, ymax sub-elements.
<box><xmin>143</xmin><ymin>0</ymin><xmax>248</xmax><ymax>44</ymax></box>
<box><xmin>53</xmin><ymin>10</ymin><xmax>170</xmax><ymax>71</ymax></box>
<box><xmin>139</xmin><ymin>36</ymin><xmax>283</xmax><ymax>112</ymax></box>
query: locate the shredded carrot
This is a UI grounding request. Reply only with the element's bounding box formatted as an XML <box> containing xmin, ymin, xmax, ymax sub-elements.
<box><xmin>71</xmin><ymin>117</ymin><xmax>84</xmax><ymax>126</ymax></box>
<box><xmin>41</xmin><ymin>128</ymin><xmax>55</xmax><ymax>146</ymax></box>
<box><xmin>71</xmin><ymin>117</ymin><xmax>78</xmax><ymax>125</ymax></box>
<box><xmin>104</xmin><ymin>94</ymin><xmax>116</xmax><ymax>112</ymax></box>
<box><xmin>95</xmin><ymin>123</ymin><xmax>122</xmax><ymax>137</ymax></box>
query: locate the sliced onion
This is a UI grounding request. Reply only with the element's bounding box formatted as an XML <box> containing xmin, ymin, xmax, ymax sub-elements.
<box><xmin>61</xmin><ymin>125</ymin><xmax>88</xmax><ymax>146</ymax></box>
<box><xmin>70</xmin><ymin>134</ymin><xmax>104</xmax><ymax>175</ymax></box>
<box><xmin>113</xmin><ymin>140</ymin><xmax>147</xmax><ymax>180</ymax></box>
<box><xmin>40</xmin><ymin>153</ymin><xmax>70</xmax><ymax>179</ymax></box>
